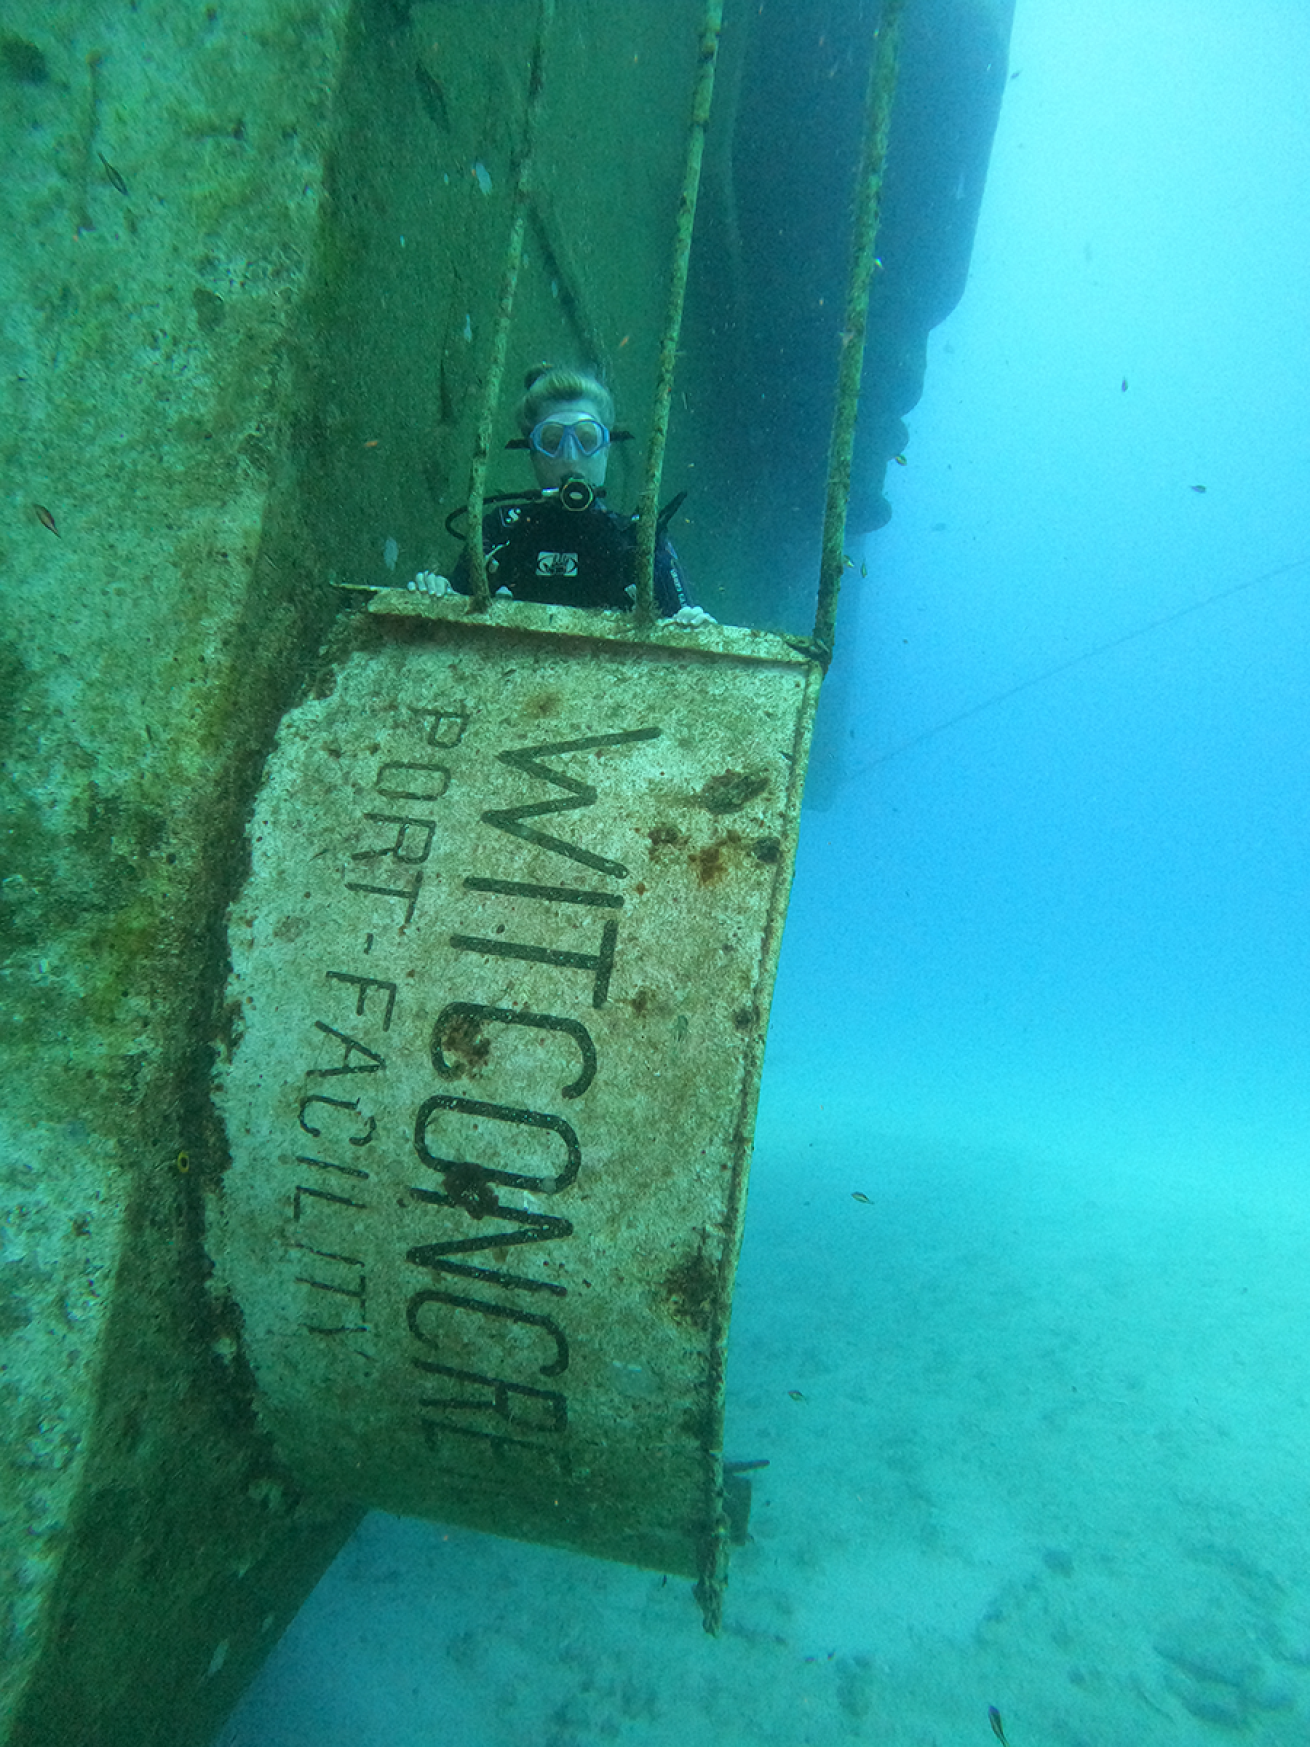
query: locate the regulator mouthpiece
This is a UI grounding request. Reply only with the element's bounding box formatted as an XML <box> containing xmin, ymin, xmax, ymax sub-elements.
<box><xmin>555</xmin><ymin>477</ymin><xmax>595</xmax><ymax>513</ymax></box>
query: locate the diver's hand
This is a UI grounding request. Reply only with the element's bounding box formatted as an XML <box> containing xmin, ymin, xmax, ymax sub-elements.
<box><xmin>669</xmin><ymin>604</ymin><xmax>717</xmax><ymax>628</ymax></box>
<box><xmin>407</xmin><ymin>571</ymin><xmax>451</xmax><ymax>597</ymax></box>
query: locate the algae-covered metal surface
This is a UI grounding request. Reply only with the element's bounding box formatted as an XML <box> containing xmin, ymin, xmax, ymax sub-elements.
<box><xmin>212</xmin><ymin>597</ymin><xmax>820</xmax><ymax>1601</ymax></box>
<box><xmin>0</xmin><ymin>3</ymin><xmax>363</xmax><ymax>1744</ymax></box>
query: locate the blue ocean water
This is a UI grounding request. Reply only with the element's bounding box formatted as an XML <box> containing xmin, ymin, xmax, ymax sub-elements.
<box><xmin>221</xmin><ymin>4</ymin><xmax>1310</xmax><ymax>1743</ymax></box>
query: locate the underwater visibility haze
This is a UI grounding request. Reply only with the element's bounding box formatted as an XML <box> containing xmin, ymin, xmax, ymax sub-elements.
<box><xmin>229</xmin><ymin>5</ymin><xmax>1310</xmax><ymax>1744</ymax></box>
<box><xmin>2</xmin><ymin>1</ymin><xmax>1309</xmax><ymax>1745</ymax></box>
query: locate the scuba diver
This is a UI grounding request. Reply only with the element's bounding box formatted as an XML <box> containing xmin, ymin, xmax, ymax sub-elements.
<box><xmin>409</xmin><ymin>364</ymin><xmax>713</xmax><ymax>624</ymax></box>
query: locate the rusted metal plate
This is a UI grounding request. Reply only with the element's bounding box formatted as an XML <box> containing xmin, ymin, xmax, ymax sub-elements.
<box><xmin>210</xmin><ymin>596</ymin><xmax>819</xmax><ymax>1606</ymax></box>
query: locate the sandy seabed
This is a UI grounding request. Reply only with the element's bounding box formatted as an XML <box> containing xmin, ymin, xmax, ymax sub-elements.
<box><xmin>218</xmin><ymin>1067</ymin><xmax>1310</xmax><ymax>1747</ymax></box>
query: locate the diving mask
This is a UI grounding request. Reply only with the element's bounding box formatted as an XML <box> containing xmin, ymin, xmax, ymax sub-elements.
<box><xmin>528</xmin><ymin>415</ymin><xmax>611</xmax><ymax>459</ymax></box>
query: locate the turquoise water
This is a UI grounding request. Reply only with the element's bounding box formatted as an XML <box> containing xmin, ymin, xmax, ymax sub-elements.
<box><xmin>220</xmin><ymin>4</ymin><xmax>1310</xmax><ymax>1743</ymax></box>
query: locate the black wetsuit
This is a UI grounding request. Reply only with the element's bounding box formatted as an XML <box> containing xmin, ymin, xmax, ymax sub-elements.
<box><xmin>451</xmin><ymin>496</ymin><xmax>691</xmax><ymax>616</ymax></box>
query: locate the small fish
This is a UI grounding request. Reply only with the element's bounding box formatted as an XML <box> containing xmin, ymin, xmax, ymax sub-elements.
<box><xmin>1120</xmin><ymin>376</ymin><xmax>1128</xmax><ymax>392</ymax></box>
<box><xmin>892</xmin><ymin>453</ymin><xmax>907</xmax><ymax>466</ymax></box>
<box><xmin>1190</xmin><ymin>483</ymin><xmax>1207</xmax><ymax>494</ymax></box>
<box><xmin>988</xmin><ymin>1705</ymin><xmax>1009</xmax><ymax>1745</ymax></box>
<box><xmin>851</xmin><ymin>1191</ymin><xmax>872</xmax><ymax>1204</ymax></box>
<box><xmin>99</xmin><ymin>152</ymin><xmax>129</xmax><ymax>196</ymax></box>
<box><xmin>34</xmin><ymin>503</ymin><xmax>59</xmax><ymax>535</ymax></box>
<box><xmin>787</xmin><ymin>1389</ymin><xmax>804</xmax><ymax>1401</ymax></box>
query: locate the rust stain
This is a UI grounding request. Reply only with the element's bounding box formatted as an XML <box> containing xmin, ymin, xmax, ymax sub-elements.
<box><xmin>627</xmin><ymin>985</ymin><xmax>676</xmax><ymax>1021</ymax></box>
<box><xmin>693</xmin><ymin>840</ymin><xmax>729</xmax><ymax>884</ymax></box>
<box><xmin>696</xmin><ymin>769</ymin><xmax>769</xmax><ymax>814</ymax></box>
<box><xmin>647</xmin><ymin>821</ymin><xmax>688</xmax><ymax>855</ymax></box>
<box><xmin>522</xmin><ymin>688</ymin><xmax>563</xmax><ymax>719</ymax></box>
<box><xmin>435</xmin><ymin>1009</ymin><xmax>490</xmax><ymax>1077</ymax></box>
<box><xmin>662</xmin><ymin>1250</ymin><xmax>718</xmax><ymax>1331</ymax></box>
<box><xmin>687</xmin><ymin>828</ymin><xmax>781</xmax><ymax>886</ymax></box>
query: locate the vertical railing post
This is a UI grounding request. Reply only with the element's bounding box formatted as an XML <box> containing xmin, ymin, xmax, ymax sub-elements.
<box><xmin>464</xmin><ymin>0</ymin><xmax>555</xmax><ymax>612</ymax></box>
<box><xmin>812</xmin><ymin>0</ymin><xmax>905</xmax><ymax>667</ymax></box>
<box><xmin>633</xmin><ymin>1</ymin><xmax>724</xmax><ymax>628</ymax></box>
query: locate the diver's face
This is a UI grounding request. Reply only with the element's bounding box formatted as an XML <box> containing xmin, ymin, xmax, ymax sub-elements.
<box><xmin>528</xmin><ymin>397</ymin><xmax>611</xmax><ymax>492</ymax></box>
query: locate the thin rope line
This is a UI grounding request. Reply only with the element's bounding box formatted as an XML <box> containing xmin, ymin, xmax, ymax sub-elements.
<box><xmin>862</xmin><ymin>554</ymin><xmax>1310</xmax><ymax>770</ymax></box>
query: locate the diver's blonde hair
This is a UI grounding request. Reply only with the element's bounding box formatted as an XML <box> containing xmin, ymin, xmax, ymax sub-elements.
<box><xmin>517</xmin><ymin>363</ymin><xmax>615</xmax><ymax>434</ymax></box>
